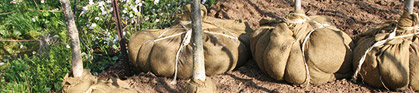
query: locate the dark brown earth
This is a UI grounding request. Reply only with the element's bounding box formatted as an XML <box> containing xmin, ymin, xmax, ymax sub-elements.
<box><xmin>99</xmin><ymin>0</ymin><xmax>419</xmax><ymax>92</ymax></box>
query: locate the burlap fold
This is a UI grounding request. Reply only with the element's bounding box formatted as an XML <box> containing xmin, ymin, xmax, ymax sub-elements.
<box><xmin>250</xmin><ymin>10</ymin><xmax>354</xmax><ymax>85</ymax></box>
<box><xmin>61</xmin><ymin>69</ymin><xmax>138</xmax><ymax>93</ymax></box>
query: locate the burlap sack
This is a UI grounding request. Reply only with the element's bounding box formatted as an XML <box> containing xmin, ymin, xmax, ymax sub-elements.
<box><xmin>250</xmin><ymin>10</ymin><xmax>354</xmax><ymax>85</ymax></box>
<box><xmin>352</xmin><ymin>11</ymin><xmax>419</xmax><ymax>91</ymax></box>
<box><xmin>128</xmin><ymin>4</ymin><xmax>251</xmax><ymax>79</ymax></box>
<box><xmin>61</xmin><ymin>69</ymin><xmax>137</xmax><ymax>93</ymax></box>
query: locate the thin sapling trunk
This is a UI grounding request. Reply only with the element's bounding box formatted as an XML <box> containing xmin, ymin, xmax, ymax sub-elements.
<box><xmin>295</xmin><ymin>0</ymin><xmax>301</xmax><ymax>11</ymax></box>
<box><xmin>404</xmin><ymin>0</ymin><xmax>414</xmax><ymax>14</ymax></box>
<box><xmin>191</xmin><ymin>0</ymin><xmax>206</xmax><ymax>82</ymax></box>
<box><xmin>60</xmin><ymin>0</ymin><xmax>83</xmax><ymax>77</ymax></box>
<box><xmin>185</xmin><ymin>0</ymin><xmax>217</xmax><ymax>92</ymax></box>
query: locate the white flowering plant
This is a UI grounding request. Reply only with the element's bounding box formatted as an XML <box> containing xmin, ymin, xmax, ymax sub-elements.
<box><xmin>74</xmin><ymin>0</ymin><xmax>190</xmax><ymax>71</ymax></box>
<box><xmin>0</xmin><ymin>0</ymin><xmax>218</xmax><ymax>92</ymax></box>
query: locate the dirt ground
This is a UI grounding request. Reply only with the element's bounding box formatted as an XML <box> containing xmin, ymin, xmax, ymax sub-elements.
<box><xmin>99</xmin><ymin>0</ymin><xmax>419</xmax><ymax>92</ymax></box>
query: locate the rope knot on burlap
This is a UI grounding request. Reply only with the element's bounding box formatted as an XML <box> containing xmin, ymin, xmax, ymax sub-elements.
<box><xmin>285</xmin><ymin>10</ymin><xmax>308</xmax><ymax>24</ymax></box>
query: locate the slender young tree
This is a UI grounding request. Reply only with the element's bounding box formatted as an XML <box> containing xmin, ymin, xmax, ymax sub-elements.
<box><xmin>191</xmin><ymin>0</ymin><xmax>206</xmax><ymax>83</ymax></box>
<box><xmin>405</xmin><ymin>0</ymin><xmax>414</xmax><ymax>14</ymax></box>
<box><xmin>60</xmin><ymin>0</ymin><xmax>83</xmax><ymax>77</ymax></box>
<box><xmin>185</xmin><ymin>0</ymin><xmax>216</xmax><ymax>92</ymax></box>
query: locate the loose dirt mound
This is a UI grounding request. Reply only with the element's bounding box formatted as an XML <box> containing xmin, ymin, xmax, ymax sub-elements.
<box><xmin>99</xmin><ymin>0</ymin><xmax>419</xmax><ymax>92</ymax></box>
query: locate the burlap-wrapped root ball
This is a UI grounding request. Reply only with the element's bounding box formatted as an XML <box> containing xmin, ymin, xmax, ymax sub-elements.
<box><xmin>128</xmin><ymin>4</ymin><xmax>252</xmax><ymax>79</ymax></box>
<box><xmin>352</xmin><ymin>11</ymin><xmax>419</xmax><ymax>91</ymax></box>
<box><xmin>250</xmin><ymin>10</ymin><xmax>354</xmax><ymax>85</ymax></box>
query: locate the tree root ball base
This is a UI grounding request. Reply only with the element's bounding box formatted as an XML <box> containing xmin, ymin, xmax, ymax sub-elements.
<box><xmin>184</xmin><ymin>78</ymin><xmax>217</xmax><ymax>93</ymax></box>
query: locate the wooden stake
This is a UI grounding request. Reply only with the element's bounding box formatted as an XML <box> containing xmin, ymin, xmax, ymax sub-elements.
<box><xmin>60</xmin><ymin>0</ymin><xmax>83</xmax><ymax>77</ymax></box>
<box><xmin>191</xmin><ymin>0</ymin><xmax>206</xmax><ymax>82</ymax></box>
<box><xmin>112</xmin><ymin>0</ymin><xmax>130</xmax><ymax>68</ymax></box>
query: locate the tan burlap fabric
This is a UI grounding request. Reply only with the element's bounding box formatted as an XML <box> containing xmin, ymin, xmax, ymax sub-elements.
<box><xmin>353</xmin><ymin>11</ymin><xmax>419</xmax><ymax>91</ymax></box>
<box><xmin>250</xmin><ymin>10</ymin><xmax>354</xmax><ymax>85</ymax></box>
<box><xmin>128</xmin><ymin>4</ymin><xmax>252</xmax><ymax>79</ymax></box>
<box><xmin>61</xmin><ymin>69</ymin><xmax>137</xmax><ymax>93</ymax></box>
<box><xmin>184</xmin><ymin>78</ymin><xmax>217</xmax><ymax>93</ymax></box>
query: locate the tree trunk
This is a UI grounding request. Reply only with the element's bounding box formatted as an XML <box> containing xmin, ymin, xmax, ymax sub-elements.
<box><xmin>404</xmin><ymin>0</ymin><xmax>414</xmax><ymax>14</ymax></box>
<box><xmin>60</xmin><ymin>0</ymin><xmax>83</xmax><ymax>77</ymax></box>
<box><xmin>184</xmin><ymin>0</ymin><xmax>217</xmax><ymax>92</ymax></box>
<box><xmin>191</xmin><ymin>0</ymin><xmax>206</xmax><ymax>82</ymax></box>
<box><xmin>295</xmin><ymin>0</ymin><xmax>301</xmax><ymax>11</ymax></box>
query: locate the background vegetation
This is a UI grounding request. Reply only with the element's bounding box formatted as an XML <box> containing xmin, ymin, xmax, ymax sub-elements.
<box><xmin>0</xmin><ymin>0</ymin><xmax>218</xmax><ymax>92</ymax></box>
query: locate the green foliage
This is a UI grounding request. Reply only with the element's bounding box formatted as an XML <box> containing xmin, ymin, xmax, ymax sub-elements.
<box><xmin>0</xmin><ymin>0</ymin><xmax>65</xmax><ymax>58</ymax></box>
<box><xmin>0</xmin><ymin>0</ymin><xmax>219</xmax><ymax>92</ymax></box>
<box><xmin>74</xmin><ymin>0</ymin><xmax>191</xmax><ymax>75</ymax></box>
<box><xmin>1</xmin><ymin>45</ymin><xmax>71</xmax><ymax>92</ymax></box>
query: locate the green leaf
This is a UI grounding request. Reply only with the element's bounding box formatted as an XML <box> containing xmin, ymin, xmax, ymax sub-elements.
<box><xmin>13</xmin><ymin>30</ymin><xmax>22</xmax><ymax>37</ymax></box>
<box><xmin>112</xmin><ymin>56</ymin><xmax>118</xmax><ymax>60</ymax></box>
<box><xmin>0</xmin><ymin>26</ymin><xmax>8</xmax><ymax>36</ymax></box>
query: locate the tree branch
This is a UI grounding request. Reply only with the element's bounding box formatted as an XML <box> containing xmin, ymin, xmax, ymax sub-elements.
<box><xmin>0</xmin><ymin>40</ymin><xmax>39</xmax><ymax>42</ymax></box>
<box><xmin>0</xmin><ymin>9</ymin><xmax>62</xmax><ymax>15</ymax></box>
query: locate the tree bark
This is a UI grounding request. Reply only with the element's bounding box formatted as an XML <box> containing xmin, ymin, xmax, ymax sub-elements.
<box><xmin>191</xmin><ymin>0</ymin><xmax>206</xmax><ymax>82</ymax></box>
<box><xmin>185</xmin><ymin>1</ymin><xmax>217</xmax><ymax>92</ymax></box>
<box><xmin>60</xmin><ymin>0</ymin><xmax>83</xmax><ymax>77</ymax></box>
<box><xmin>404</xmin><ymin>0</ymin><xmax>414</xmax><ymax>14</ymax></box>
<box><xmin>295</xmin><ymin>0</ymin><xmax>301</xmax><ymax>11</ymax></box>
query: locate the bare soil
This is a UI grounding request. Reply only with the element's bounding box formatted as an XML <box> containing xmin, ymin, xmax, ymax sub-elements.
<box><xmin>209</xmin><ymin>0</ymin><xmax>418</xmax><ymax>38</ymax></box>
<box><xmin>99</xmin><ymin>0</ymin><xmax>419</xmax><ymax>92</ymax></box>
